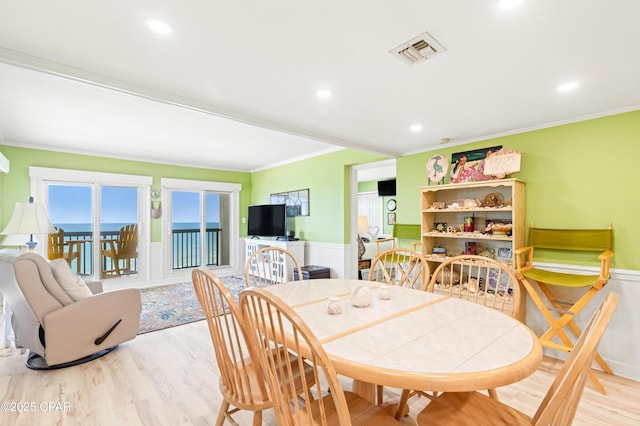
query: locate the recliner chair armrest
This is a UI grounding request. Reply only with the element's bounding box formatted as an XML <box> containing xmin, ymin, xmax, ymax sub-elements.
<box><xmin>42</xmin><ymin>289</ymin><xmax>141</xmax><ymax>367</ymax></box>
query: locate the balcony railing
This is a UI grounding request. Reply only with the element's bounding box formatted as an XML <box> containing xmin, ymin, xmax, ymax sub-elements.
<box><xmin>63</xmin><ymin>227</ymin><xmax>221</xmax><ymax>276</ymax></box>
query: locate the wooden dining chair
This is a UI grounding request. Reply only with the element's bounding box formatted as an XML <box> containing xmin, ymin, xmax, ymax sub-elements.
<box><xmin>368</xmin><ymin>247</ymin><xmax>430</xmax><ymax>291</ymax></box>
<box><xmin>395</xmin><ymin>254</ymin><xmax>523</xmax><ymax>415</ymax></box>
<box><xmin>428</xmin><ymin>254</ymin><xmax>522</xmax><ymax>319</ymax></box>
<box><xmin>416</xmin><ymin>292</ymin><xmax>619</xmax><ymax>426</ymax></box>
<box><xmin>238</xmin><ymin>286</ymin><xmax>401</xmax><ymax>426</ymax></box>
<box><xmin>244</xmin><ymin>246</ymin><xmax>303</xmax><ymax>287</ymax></box>
<box><xmin>192</xmin><ymin>268</ymin><xmax>315</xmax><ymax>426</ymax></box>
<box><xmin>101</xmin><ymin>224</ymin><xmax>138</xmax><ymax>277</ymax></box>
<box><xmin>514</xmin><ymin>224</ymin><xmax>614</xmax><ymax>394</ymax></box>
<box><xmin>47</xmin><ymin>228</ymin><xmax>81</xmax><ymax>272</ymax></box>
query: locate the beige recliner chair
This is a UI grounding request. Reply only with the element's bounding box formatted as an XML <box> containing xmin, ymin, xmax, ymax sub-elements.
<box><xmin>0</xmin><ymin>249</ymin><xmax>141</xmax><ymax>369</ymax></box>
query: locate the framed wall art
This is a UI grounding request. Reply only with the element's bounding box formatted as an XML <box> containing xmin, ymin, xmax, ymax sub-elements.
<box><xmin>387</xmin><ymin>212</ymin><xmax>396</xmax><ymax>225</ymax></box>
<box><xmin>270</xmin><ymin>188</ymin><xmax>309</xmax><ymax>216</ymax></box>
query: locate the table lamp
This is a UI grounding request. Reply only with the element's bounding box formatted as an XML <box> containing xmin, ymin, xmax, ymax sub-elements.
<box><xmin>357</xmin><ymin>216</ymin><xmax>369</xmax><ymax>260</ymax></box>
<box><xmin>0</xmin><ymin>196</ymin><xmax>56</xmax><ymax>250</ymax></box>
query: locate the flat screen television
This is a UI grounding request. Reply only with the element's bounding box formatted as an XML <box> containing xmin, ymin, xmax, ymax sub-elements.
<box><xmin>247</xmin><ymin>204</ymin><xmax>286</xmax><ymax>238</ymax></box>
<box><xmin>377</xmin><ymin>179</ymin><xmax>396</xmax><ymax>196</ymax></box>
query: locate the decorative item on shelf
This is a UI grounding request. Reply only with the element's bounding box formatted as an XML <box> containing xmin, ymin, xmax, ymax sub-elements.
<box><xmin>462</xmin><ymin>198</ymin><xmax>482</xmax><ymax>209</ymax></box>
<box><xmin>463</xmin><ymin>216</ymin><xmax>474</xmax><ymax>232</ymax></box>
<box><xmin>0</xmin><ymin>196</ymin><xmax>56</xmax><ymax>250</ymax></box>
<box><xmin>432</xmin><ymin>246</ymin><xmax>446</xmax><ymax>256</ymax></box>
<box><xmin>448</xmin><ymin>202</ymin><xmax>461</xmax><ymax>209</ymax></box>
<box><xmin>497</xmin><ymin>247</ymin><xmax>512</xmax><ymax>260</ymax></box>
<box><xmin>431</xmin><ymin>201</ymin><xmax>445</xmax><ymax>209</ymax></box>
<box><xmin>485</xmin><ymin>220</ymin><xmax>513</xmax><ymax>236</ymax></box>
<box><xmin>446</xmin><ymin>225</ymin><xmax>458</xmax><ymax>234</ymax></box>
<box><xmin>483</xmin><ymin>147</ymin><xmax>522</xmax><ymax>179</ymax></box>
<box><xmin>478</xmin><ymin>247</ymin><xmax>496</xmax><ymax>259</ymax></box>
<box><xmin>426</xmin><ymin>154</ymin><xmax>448</xmax><ymax>185</ymax></box>
<box><xmin>482</xmin><ymin>192</ymin><xmax>505</xmax><ymax>208</ymax></box>
<box><xmin>450</xmin><ymin>145</ymin><xmax>502</xmax><ymax>183</ymax></box>
<box><xmin>433</xmin><ymin>222</ymin><xmax>447</xmax><ymax>232</ymax></box>
<box><xmin>465</xmin><ymin>241</ymin><xmax>477</xmax><ymax>255</ymax></box>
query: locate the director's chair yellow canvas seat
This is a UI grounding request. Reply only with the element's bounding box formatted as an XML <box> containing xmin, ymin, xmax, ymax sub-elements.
<box><xmin>375</xmin><ymin>223</ymin><xmax>421</xmax><ymax>254</ymax></box>
<box><xmin>514</xmin><ymin>225</ymin><xmax>613</xmax><ymax>394</ymax></box>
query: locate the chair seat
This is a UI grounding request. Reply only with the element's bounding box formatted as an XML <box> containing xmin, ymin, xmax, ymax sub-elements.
<box><xmin>303</xmin><ymin>391</ymin><xmax>400</xmax><ymax>425</ymax></box>
<box><xmin>523</xmin><ymin>268</ymin><xmax>600</xmax><ymax>288</ymax></box>
<box><xmin>417</xmin><ymin>391</ymin><xmax>531</xmax><ymax>426</ymax></box>
<box><xmin>219</xmin><ymin>362</ymin><xmax>273</xmax><ymax>411</ymax></box>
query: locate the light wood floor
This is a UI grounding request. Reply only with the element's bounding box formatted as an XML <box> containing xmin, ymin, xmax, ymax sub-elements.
<box><xmin>1</xmin><ymin>320</ymin><xmax>639</xmax><ymax>426</ymax></box>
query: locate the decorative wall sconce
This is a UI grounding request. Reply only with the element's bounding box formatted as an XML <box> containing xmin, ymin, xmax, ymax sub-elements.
<box><xmin>151</xmin><ymin>188</ymin><xmax>162</xmax><ymax>218</ymax></box>
<box><xmin>151</xmin><ymin>202</ymin><xmax>162</xmax><ymax>218</ymax></box>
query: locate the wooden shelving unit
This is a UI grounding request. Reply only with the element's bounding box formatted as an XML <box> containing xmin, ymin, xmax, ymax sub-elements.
<box><xmin>420</xmin><ymin>179</ymin><xmax>525</xmax><ymax>267</ymax></box>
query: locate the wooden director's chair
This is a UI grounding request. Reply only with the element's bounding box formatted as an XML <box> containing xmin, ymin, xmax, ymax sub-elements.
<box><xmin>514</xmin><ymin>224</ymin><xmax>614</xmax><ymax>394</ymax></box>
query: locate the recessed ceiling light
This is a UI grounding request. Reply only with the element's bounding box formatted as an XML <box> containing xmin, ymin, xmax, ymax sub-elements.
<box><xmin>557</xmin><ymin>81</ymin><xmax>580</xmax><ymax>92</ymax></box>
<box><xmin>316</xmin><ymin>89</ymin><xmax>332</xmax><ymax>99</ymax></box>
<box><xmin>498</xmin><ymin>0</ymin><xmax>524</xmax><ymax>10</ymax></box>
<box><xmin>144</xmin><ymin>18</ymin><xmax>174</xmax><ymax>35</ymax></box>
<box><xmin>410</xmin><ymin>124</ymin><xmax>423</xmax><ymax>133</ymax></box>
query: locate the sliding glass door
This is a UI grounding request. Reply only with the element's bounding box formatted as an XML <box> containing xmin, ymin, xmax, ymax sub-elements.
<box><xmin>170</xmin><ymin>191</ymin><xmax>230</xmax><ymax>270</ymax></box>
<box><xmin>42</xmin><ymin>176</ymin><xmax>145</xmax><ymax>283</ymax></box>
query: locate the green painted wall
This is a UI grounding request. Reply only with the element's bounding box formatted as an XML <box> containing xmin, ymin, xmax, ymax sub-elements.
<box><xmin>396</xmin><ymin>110</ymin><xmax>640</xmax><ymax>270</ymax></box>
<box><xmin>251</xmin><ymin>149</ymin><xmax>385</xmax><ymax>243</ymax></box>
<box><xmin>2</xmin><ymin>110</ymin><xmax>638</xmax><ymax>270</ymax></box>
<box><xmin>0</xmin><ymin>146</ymin><xmax>252</xmax><ymax>243</ymax></box>
<box><xmin>357</xmin><ymin>181</ymin><xmax>377</xmax><ymax>193</ymax></box>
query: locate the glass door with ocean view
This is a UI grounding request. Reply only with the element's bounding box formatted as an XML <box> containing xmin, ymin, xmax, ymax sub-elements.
<box><xmin>171</xmin><ymin>191</ymin><xmax>228</xmax><ymax>270</ymax></box>
<box><xmin>47</xmin><ymin>184</ymin><xmax>141</xmax><ymax>281</ymax></box>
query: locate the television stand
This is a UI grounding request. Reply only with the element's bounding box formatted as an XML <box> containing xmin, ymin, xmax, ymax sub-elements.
<box><xmin>245</xmin><ymin>238</ymin><xmax>305</xmax><ymax>266</ymax></box>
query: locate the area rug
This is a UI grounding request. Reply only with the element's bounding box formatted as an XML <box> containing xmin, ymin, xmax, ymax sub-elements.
<box><xmin>138</xmin><ymin>274</ymin><xmax>246</xmax><ymax>334</ymax></box>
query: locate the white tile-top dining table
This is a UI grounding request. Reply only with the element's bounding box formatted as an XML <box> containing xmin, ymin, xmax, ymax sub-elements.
<box><xmin>261</xmin><ymin>278</ymin><xmax>543</xmax><ymax>404</ymax></box>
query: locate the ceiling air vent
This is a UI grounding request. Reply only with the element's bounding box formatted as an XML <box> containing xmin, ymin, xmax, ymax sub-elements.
<box><xmin>390</xmin><ymin>31</ymin><xmax>446</xmax><ymax>66</ymax></box>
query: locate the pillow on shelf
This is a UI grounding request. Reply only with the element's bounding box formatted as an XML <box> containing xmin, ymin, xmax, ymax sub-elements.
<box><xmin>50</xmin><ymin>259</ymin><xmax>93</xmax><ymax>301</ymax></box>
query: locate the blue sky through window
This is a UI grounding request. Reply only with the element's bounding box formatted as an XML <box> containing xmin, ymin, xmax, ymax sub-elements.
<box><xmin>171</xmin><ymin>191</ymin><xmax>220</xmax><ymax>224</ymax></box>
<box><xmin>48</xmin><ymin>185</ymin><xmax>221</xmax><ymax>226</ymax></box>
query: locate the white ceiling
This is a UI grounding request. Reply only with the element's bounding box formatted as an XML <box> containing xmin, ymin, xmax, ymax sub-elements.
<box><xmin>0</xmin><ymin>1</ymin><xmax>638</xmax><ymax>172</ymax></box>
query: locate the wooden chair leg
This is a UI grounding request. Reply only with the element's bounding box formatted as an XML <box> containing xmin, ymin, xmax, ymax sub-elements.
<box><xmin>215</xmin><ymin>400</ymin><xmax>230</xmax><ymax>426</ymax></box>
<box><xmin>377</xmin><ymin>384</ymin><xmax>384</xmax><ymax>404</ymax></box>
<box><xmin>251</xmin><ymin>410</ymin><xmax>262</xmax><ymax>426</ymax></box>
<box><xmin>487</xmin><ymin>388</ymin><xmax>499</xmax><ymax>399</ymax></box>
<box><xmin>396</xmin><ymin>389</ymin><xmax>411</xmax><ymax>420</ymax></box>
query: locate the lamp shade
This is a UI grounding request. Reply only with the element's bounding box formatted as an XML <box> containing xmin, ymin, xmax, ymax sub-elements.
<box><xmin>357</xmin><ymin>216</ymin><xmax>369</xmax><ymax>234</ymax></box>
<box><xmin>1</xmin><ymin>199</ymin><xmax>56</xmax><ymax>236</ymax></box>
